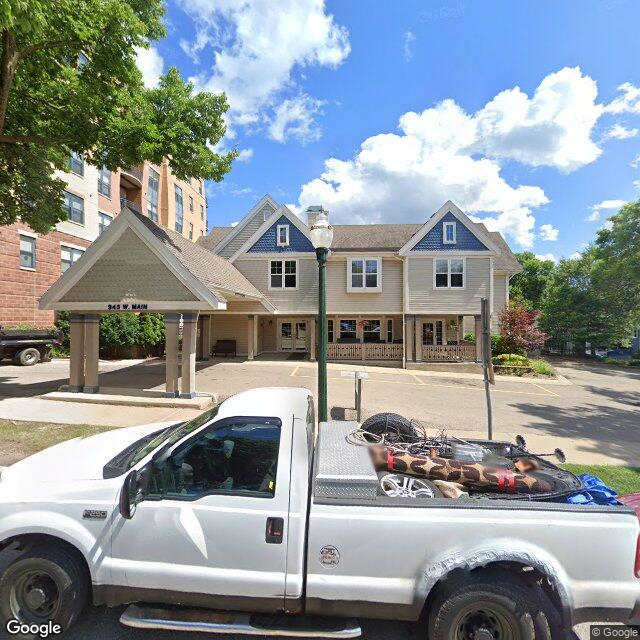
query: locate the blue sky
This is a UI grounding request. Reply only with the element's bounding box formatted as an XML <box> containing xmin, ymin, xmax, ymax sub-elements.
<box><xmin>138</xmin><ymin>0</ymin><xmax>640</xmax><ymax>259</ymax></box>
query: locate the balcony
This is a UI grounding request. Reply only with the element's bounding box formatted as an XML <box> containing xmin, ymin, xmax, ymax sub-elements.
<box><xmin>120</xmin><ymin>166</ymin><xmax>143</xmax><ymax>189</ymax></box>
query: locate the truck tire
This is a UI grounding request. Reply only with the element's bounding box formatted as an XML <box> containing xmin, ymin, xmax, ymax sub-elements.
<box><xmin>0</xmin><ymin>544</ymin><xmax>88</xmax><ymax>636</ymax></box>
<box><xmin>360</xmin><ymin>412</ymin><xmax>417</xmax><ymax>442</ymax></box>
<box><xmin>428</xmin><ymin>570</ymin><xmax>538</xmax><ymax>640</ymax></box>
<box><xmin>14</xmin><ymin>348</ymin><xmax>41</xmax><ymax>366</ymax></box>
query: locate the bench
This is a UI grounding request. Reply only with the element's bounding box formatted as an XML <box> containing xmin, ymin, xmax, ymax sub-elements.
<box><xmin>213</xmin><ymin>339</ymin><xmax>237</xmax><ymax>358</ymax></box>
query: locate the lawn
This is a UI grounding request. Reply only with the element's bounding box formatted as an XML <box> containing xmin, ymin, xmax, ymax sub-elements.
<box><xmin>0</xmin><ymin>420</ymin><xmax>116</xmax><ymax>467</ymax></box>
<box><xmin>563</xmin><ymin>464</ymin><xmax>640</xmax><ymax>495</ymax></box>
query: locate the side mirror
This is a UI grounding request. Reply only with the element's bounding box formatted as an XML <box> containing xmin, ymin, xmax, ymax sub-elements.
<box><xmin>119</xmin><ymin>470</ymin><xmax>143</xmax><ymax>519</ymax></box>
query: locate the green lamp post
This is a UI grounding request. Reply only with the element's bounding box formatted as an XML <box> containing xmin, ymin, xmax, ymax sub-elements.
<box><xmin>309</xmin><ymin>210</ymin><xmax>334</xmax><ymax>423</ymax></box>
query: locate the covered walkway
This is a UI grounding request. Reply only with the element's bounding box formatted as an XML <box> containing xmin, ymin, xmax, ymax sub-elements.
<box><xmin>39</xmin><ymin>207</ymin><xmax>273</xmax><ymax>401</ymax></box>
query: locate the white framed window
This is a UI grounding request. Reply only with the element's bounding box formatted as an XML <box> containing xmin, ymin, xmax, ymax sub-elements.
<box><xmin>68</xmin><ymin>151</ymin><xmax>84</xmax><ymax>176</ymax></box>
<box><xmin>363</xmin><ymin>319</ymin><xmax>381</xmax><ymax>342</ymax></box>
<box><xmin>175</xmin><ymin>185</ymin><xmax>184</xmax><ymax>233</ymax></box>
<box><xmin>434</xmin><ymin>258</ymin><xmax>465</xmax><ymax>289</ymax></box>
<box><xmin>387</xmin><ymin>318</ymin><xmax>393</xmax><ymax>343</ymax></box>
<box><xmin>61</xmin><ymin>245</ymin><xmax>84</xmax><ymax>273</ymax></box>
<box><xmin>147</xmin><ymin>168</ymin><xmax>159</xmax><ymax>222</ymax></box>
<box><xmin>443</xmin><ymin>221</ymin><xmax>456</xmax><ymax>244</ymax></box>
<box><xmin>97</xmin><ymin>167</ymin><xmax>111</xmax><ymax>197</ymax></box>
<box><xmin>98</xmin><ymin>211</ymin><xmax>112</xmax><ymax>234</ymax></box>
<box><xmin>328</xmin><ymin>319</ymin><xmax>334</xmax><ymax>343</ymax></box>
<box><xmin>269</xmin><ymin>259</ymin><xmax>297</xmax><ymax>289</ymax></box>
<box><xmin>348</xmin><ymin>257</ymin><xmax>382</xmax><ymax>292</ymax></box>
<box><xmin>19</xmin><ymin>234</ymin><xmax>36</xmax><ymax>270</ymax></box>
<box><xmin>63</xmin><ymin>191</ymin><xmax>84</xmax><ymax>225</ymax></box>
<box><xmin>277</xmin><ymin>224</ymin><xmax>290</xmax><ymax>247</ymax></box>
<box><xmin>339</xmin><ymin>319</ymin><xmax>357</xmax><ymax>341</ymax></box>
<box><xmin>263</xmin><ymin>206</ymin><xmax>274</xmax><ymax>221</ymax></box>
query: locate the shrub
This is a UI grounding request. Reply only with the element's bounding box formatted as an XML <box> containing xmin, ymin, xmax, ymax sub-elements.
<box><xmin>493</xmin><ymin>353</ymin><xmax>530</xmax><ymax>366</ymax></box>
<box><xmin>530</xmin><ymin>359</ymin><xmax>555</xmax><ymax>376</ymax></box>
<box><xmin>55</xmin><ymin>311</ymin><xmax>70</xmax><ymax>353</ymax></box>
<box><xmin>498</xmin><ymin>303</ymin><xmax>547</xmax><ymax>354</ymax></box>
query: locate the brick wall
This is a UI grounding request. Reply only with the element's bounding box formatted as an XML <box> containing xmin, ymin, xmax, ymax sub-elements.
<box><xmin>0</xmin><ymin>223</ymin><xmax>91</xmax><ymax>328</ymax></box>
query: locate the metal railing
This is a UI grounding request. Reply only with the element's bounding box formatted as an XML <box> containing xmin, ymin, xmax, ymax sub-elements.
<box><xmin>327</xmin><ymin>342</ymin><xmax>403</xmax><ymax>360</ymax></box>
<box><xmin>120</xmin><ymin>198</ymin><xmax>141</xmax><ymax>214</ymax></box>
<box><xmin>421</xmin><ymin>344</ymin><xmax>477</xmax><ymax>361</ymax></box>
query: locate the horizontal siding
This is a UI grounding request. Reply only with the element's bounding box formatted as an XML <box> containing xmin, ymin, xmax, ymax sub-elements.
<box><xmin>492</xmin><ymin>273</ymin><xmax>507</xmax><ymax>332</ymax></box>
<box><xmin>407</xmin><ymin>256</ymin><xmax>490</xmax><ymax>315</ymax></box>
<box><xmin>224</xmin><ymin>299</ymin><xmax>268</xmax><ymax>314</ymax></box>
<box><xmin>61</xmin><ymin>228</ymin><xmax>198</xmax><ymax>303</ymax></box>
<box><xmin>234</xmin><ymin>257</ymin><xmax>318</xmax><ymax>314</ymax></box>
<box><xmin>327</xmin><ymin>258</ymin><xmax>403</xmax><ymax>314</ymax></box>
<box><xmin>218</xmin><ymin>212</ymin><xmax>265</xmax><ymax>258</ymax></box>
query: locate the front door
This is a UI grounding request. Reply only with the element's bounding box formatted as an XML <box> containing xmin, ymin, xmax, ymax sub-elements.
<box><xmin>109</xmin><ymin>416</ymin><xmax>291</xmax><ymax>611</ymax></box>
<box><xmin>422</xmin><ymin>319</ymin><xmax>445</xmax><ymax>345</ymax></box>
<box><xmin>294</xmin><ymin>321</ymin><xmax>307</xmax><ymax>351</ymax></box>
<box><xmin>281</xmin><ymin>322</ymin><xmax>293</xmax><ymax>351</ymax></box>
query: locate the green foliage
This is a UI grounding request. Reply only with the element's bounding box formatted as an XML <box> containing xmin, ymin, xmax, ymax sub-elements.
<box><xmin>492</xmin><ymin>353</ymin><xmax>530</xmax><ymax>366</ymax></box>
<box><xmin>0</xmin><ymin>0</ymin><xmax>235</xmax><ymax>232</ymax></box>
<box><xmin>463</xmin><ymin>332</ymin><xmax>475</xmax><ymax>342</ymax></box>
<box><xmin>529</xmin><ymin>359</ymin><xmax>555</xmax><ymax>376</ymax></box>
<box><xmin>510</xmin><ymin>252</ymin><xmax>557</xmax><ymax>311</ymax></box>
<box><xmin>55</xmin><ymin>311</ymin><xmax>70</xmax><ymax>351</ymax></box>
<box><xmin>137</xmin><ymin>312</ymin><xmax>164</xmax><ymax>346</ymax></box>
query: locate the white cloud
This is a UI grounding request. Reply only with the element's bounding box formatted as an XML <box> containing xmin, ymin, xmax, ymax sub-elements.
<box><xmin>178</xmin><ymin>0</ymin><xmax>349</xmax><ymax>139</ymax></box>
<box><xmin>298</xmin><ymin>67</ymin><xmax>612</xmax><ymax>248</ymax></box>
<box><xmin>602</xmin><ymin>123</ymin><xmax>639</xmax><ymax>140</ymax></box>
<box><xmin>634</xmin><ymin>179</ymin><xmax>640</xmax><ymax>190</ymax></box>
<box><xmin>268</xmin><ymin>94</ymin><xmax>324</xmax><ymax>143</ymax></box>
<box><xmin>535</xmin><ymin>253</ymin><xmax>557</xmax><ymax>262</ymax></box>
<box><xmin>403</xmin><ymin>31</ymin><xmax>415</xmax><ymax>61</ymax></box>
<box><xmin>601</xmin><ymin>220</ymin><xmax>614</xmax><ymax>231</ymax></box>
<box><xmin>135</xmin><ymin>46</ymin><xmax>164</xmax><ymax>88</ymax></box>
<box><xmin>539</xmin><ymin>223</ymin><xmax>559</xmax><ymax>241</ymax></box>
<box><xmin>236</xmin><ymin>148</ymin><xmax>254</xmax><ymax>162</ymax></box>
<box><xmin>586</xmin><ymin>198</ymin><xmax>625</xmax><ymax>221</ymax></box>
<box><xmin>631</xmin><ymin>155</ymin><xmax>640</xmax><ymax>169</ymax></box>
<box><xmin>605</xmin><ymin>82</ymin><xmax>640</xmax><ymax>114</ymax></box>
<box><xmin>569</xmin><ymin>252</ymin><xmax>582</xmax><ymax>260</ymax></box>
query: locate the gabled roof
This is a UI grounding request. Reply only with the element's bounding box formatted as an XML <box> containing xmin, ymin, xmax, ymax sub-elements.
<box><xmin>40</xmin><ymin>207</ymin><xmax>275</xmax><ymax>312</ymax></box>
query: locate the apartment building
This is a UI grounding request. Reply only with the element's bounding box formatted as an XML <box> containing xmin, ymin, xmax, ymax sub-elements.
<box><xmin>0</xmin><ymin>156</ymin><xmax>206</xmax><ymax>327</ymax></box>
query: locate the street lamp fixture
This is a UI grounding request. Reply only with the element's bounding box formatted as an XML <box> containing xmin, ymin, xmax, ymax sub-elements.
<box><xmin>309</xmin><ymin>211</ymin><xmax>333</xmax><ymax>423</ymax></box>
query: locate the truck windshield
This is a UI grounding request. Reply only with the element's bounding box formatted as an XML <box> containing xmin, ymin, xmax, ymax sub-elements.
<box><xmin>103</xmin><ymin>406</ymin><xmax>220</xmax><ymax>479</ymax></box>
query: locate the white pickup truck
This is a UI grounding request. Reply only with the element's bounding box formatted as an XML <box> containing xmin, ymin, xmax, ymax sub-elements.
<box><xmin>0</xmin><ymin>387</ymin><xmax>638</xmax><ymax>639</ymax></box>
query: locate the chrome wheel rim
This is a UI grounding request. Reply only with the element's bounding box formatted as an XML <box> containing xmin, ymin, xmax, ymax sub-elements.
<box><xmin>380</xmin><ymin>474</ymin><xmax>435</xmax><ymax>498</ymax></box>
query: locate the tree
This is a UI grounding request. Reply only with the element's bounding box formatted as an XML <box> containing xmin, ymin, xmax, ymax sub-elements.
<box><xmin>539</xmin><ymin>251</ymin><xmax>630</xmax><ymax>355</ymax></box>
<box><xmin>0</xmin><ymin>0</ymin><xmax>235</xmax><ymax>233</ymax></box>
<box><xmin>509</xmin><ymin>252</ymin><xmax>557</xmax><ymax>311</ymax></box>
<box><xmin>593</xmin><ymin>200</ymin><xmax>640</xmax><ymax>327</ymax></box>
<box><xmin>497</xmin><ymin>302</ymin><xmax>547</xmax><ymax>355</ymax></box>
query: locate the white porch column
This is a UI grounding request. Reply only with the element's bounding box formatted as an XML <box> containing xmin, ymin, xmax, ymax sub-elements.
<box><xmin>405</xmin><ymin>315</ymin><xmax>414</xmax><ymax>364</ymax></box>
<box><xmin>83</xmin><ymin>314</ymin><xmax>100</xmax><ymax>393</ymax></box>
<box><xmin>247</xmin><ymin>315</ymin><xmax>255</xmax><ymax>360</ymax></box>
<box><xmin>474</xmin><ymin>315</ymin><xmax>483</xmax><ymax>362</ymax></box>
<box><xmin>165</xmin><ymin>313</ymin><xmax>180</xmax><ymax>397</ymax></box>
<box><xmin>310</xmin><ymin>316</ymin><xmax>316</xmax><ymax>361</ymax></box>
<box><xmin>181</xmin><ymin>312</ymin><xmax>199</xmax><ymax>399</ymax></box>
<box><xmin>68</xmin><ymin>313</ymin><xmax>85</xmax><ymax>392</ymax></box>
<box><xmin>201</xmin><ymin>315</ymin><xmax>212</xmax><ymax>360</ymax></box>
<box><xmin>414</xmin><ymin>316</ymin><xmax>422</xmax><ymax>362</ymax></box>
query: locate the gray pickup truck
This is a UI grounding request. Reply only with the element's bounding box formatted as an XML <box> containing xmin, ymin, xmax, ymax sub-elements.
<box><xmin>0</xmin><ymin>325</ymin><xmax>62</xmax><ymax>366</ymax></box>
<box><xmin>0</xmin><ymin>387</ymin><xmax>638</xmax><ymax>639</ymax></box>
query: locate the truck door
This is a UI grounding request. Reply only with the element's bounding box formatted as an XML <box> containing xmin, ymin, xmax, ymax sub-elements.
<box><xmin>109</xmin><ymin>416</ymin><xmax>291</xmax><ymax>612</ymax></box>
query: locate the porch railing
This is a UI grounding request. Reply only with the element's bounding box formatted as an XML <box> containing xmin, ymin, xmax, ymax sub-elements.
<box><xmin>421</xmin><ymin>344</ymin><xmax>477</xmax><ymax>362</ymax></box>
<box><xmin>327</xmin><ymin>342</ymin><xmax>403</xmax><ymax>360</ymax></box>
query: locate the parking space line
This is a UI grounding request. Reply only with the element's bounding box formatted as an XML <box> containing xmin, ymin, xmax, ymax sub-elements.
<box><xmin>530</xmin><ymin>382</ymin><xmax>560</xmax><ymax>397</ymax></box>
<box><xmin>290</xmin><ymin>369</ymin><xmax>558</xmax><ymax>398</ymax></box>
<box><xmin>290</xmin><ymin>365</ymin><xmax>300</xmax><ymax>377</ymax></box>
<box><xmin>410</xmin><ymin>373</ymin><xmax>426</xmax><ymax>385</ymax></box>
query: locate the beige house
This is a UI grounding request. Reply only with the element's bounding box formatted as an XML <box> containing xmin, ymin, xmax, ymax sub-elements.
<box><xmin>199</xmin><ymin>195</ymin><xmax>522</xmax><ymax>365</ymax></box>
<box><xmin>39</xmin><ymin>196</ymin><xmax>521</xmax><ymax>399</ymax></box>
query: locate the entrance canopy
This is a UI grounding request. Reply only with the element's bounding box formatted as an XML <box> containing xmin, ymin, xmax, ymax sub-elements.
<box><xmin>39</xmin><ymin>207</ymin><xmax>274</xmax><ymax>399</ymax></box>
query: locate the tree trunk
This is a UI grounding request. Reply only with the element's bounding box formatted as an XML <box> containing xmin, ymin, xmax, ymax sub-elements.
<box><xmin>0</xmin><ymin>29</ymin><xmax>20</xmax><ymax>134</ymax></box>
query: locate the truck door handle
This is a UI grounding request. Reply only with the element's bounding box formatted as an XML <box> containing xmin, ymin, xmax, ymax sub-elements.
<box><xmin>265</xmin><ymin>517</ymin><xmax>284</xmax><ymax>544</ymax></box>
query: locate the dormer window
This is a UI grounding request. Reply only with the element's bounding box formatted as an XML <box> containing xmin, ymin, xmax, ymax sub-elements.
<box><xmin>443</xmin><ymin>221</ymin><xmax>456</xmax><ymax>244</ymax></box>
<box><xmin>277</xmin><ymin>224</ymin><xmax>290</xmax><ymax>247</ymax></box>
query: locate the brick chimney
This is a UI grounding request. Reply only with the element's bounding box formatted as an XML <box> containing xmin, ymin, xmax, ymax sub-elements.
<box><xmin>306</xmin><ymin>205</ymin><xmax>328</xmax><ymax>228</ymax></box>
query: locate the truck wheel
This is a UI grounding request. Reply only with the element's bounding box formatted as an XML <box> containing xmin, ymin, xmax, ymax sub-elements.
<box><xmin>428</xmin><ymin>571</ymin><xmax>538</xmax><ymax>640</ymax></box>
<box><xmin>14</xmin><ymin>348</ymin><xmax>41</xmax><ymax>366</ymax></box>
<box><xmin>0</xmin><ymin>545</ymin><xmax>88</xmax><ymax>635</ymax></box>
<box><xmin>360</xmin><ymin>412</ymin><xmax>417</xmax><ymax>442</ymax></box>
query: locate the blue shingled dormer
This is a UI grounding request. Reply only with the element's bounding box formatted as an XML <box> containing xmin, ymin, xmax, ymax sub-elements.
<box><xmin>411</xmin><ymin>212</ymin><xmax>489</xmax><ymax>251</ymax></box>
<box><xmin>248</xmin><ymin>215</ymin><xmax>314</xmax><ymax>253</ymax></box>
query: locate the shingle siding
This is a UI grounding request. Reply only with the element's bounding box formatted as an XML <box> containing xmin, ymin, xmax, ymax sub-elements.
<box><xmin>407</xmin><ymin>256</ymin><xmax>491</xmax><ymax>314</ymax></box>
<box><xmin>411</xmin><ymin>212</ymin><xmax>489</xmax><ymax>252</ymax></box>
<box><xmin>60</xmin><ymin>228</ymin><xmax>198</xmax><ymax>303</ymax></box>
<box><xmin>248</xmin><ymin>215</ymin><xmax>314</xmax><ymax>253</ymax></box>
